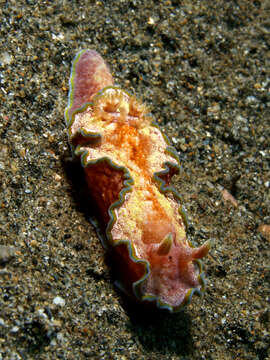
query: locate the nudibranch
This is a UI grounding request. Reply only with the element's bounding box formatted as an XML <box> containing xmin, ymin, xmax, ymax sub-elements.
<box><xmin>65</xmin><ymin>50</ymin><xmax>210</xmax><ymax>312</ymax></box>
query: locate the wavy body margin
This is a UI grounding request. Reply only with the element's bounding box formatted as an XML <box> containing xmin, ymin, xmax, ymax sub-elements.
<box><xmin>65</xmin><ymin>51</ymin><xmax>207</xmax><ymax>313</ymax></box>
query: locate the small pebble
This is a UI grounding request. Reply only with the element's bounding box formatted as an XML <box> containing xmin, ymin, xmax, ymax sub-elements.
<box><xmin>53</xmin><ymin>296</ymin><xmax>66</xmax><ymax>307</ymax></box>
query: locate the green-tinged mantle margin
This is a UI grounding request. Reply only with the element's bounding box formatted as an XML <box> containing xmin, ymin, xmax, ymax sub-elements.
<box><xmin>65</xmin><ymin>50</ymin><xmax>206</xmax><ymax>312</ymax></box>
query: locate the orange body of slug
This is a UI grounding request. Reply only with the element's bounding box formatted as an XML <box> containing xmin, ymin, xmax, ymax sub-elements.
<box><xmin>65</xmin><ymin>50</ymin><xmax>210</xmax><ymax>312</ymax></box>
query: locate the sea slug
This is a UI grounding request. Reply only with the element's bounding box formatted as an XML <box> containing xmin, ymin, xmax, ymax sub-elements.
<box><xmin>65</xmin><ymin>50</ymin><xmax>210</xmax><ymax>312</ymax></box>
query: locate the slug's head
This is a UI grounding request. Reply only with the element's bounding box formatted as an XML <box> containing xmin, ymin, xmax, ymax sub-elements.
<box><xmin>138</xmin><ymin>216</ymin><xmax>211</xmax><ymax>311</ymax></box>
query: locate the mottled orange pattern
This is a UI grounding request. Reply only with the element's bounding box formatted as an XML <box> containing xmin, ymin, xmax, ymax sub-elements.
<box><xmin>65</xmin><ymin>50</ymin><xmax>210</xmax><ymax>312</ymax></box>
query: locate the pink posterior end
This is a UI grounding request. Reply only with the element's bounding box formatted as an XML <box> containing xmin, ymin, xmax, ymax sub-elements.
<box><xmin>67</xmin><ymin>50</ymin><xmax>113</xmax><ymax>121</ymax></box>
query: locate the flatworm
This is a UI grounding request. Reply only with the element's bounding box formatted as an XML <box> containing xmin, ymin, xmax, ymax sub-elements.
<box><xmin>65</xmin><ymin>50</ymin><xmax>210</xmax><ymax>312</ymax></box>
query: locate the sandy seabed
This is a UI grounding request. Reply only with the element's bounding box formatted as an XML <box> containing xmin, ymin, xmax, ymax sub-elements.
<box><xmin>0</xmin><ymin>1</ymin><xmax>269</xmax><ymax>359</ymax></box>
